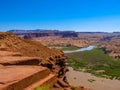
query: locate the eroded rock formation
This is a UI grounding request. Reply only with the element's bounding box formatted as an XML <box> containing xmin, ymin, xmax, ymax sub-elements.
<box><xmin>0</xmin><ymin>32</ymin><xmax>69</xmax><ymax>89</ymax></box>
<box><xmin>100</xmin><ymin>40</ymin><xmax>120</xmax><ymax>60</ymax></box>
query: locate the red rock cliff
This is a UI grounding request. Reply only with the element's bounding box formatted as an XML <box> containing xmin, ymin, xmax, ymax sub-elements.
<box><xmin>0</xmin><ymin>32</ymin><xmax>70</xmax><ymax>89</ymax></box>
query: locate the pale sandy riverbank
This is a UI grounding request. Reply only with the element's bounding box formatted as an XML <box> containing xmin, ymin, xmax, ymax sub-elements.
<box><xmin>66</xmin><ymin>67</ymin><xmax>120</xmax><ymax>90</ymax></box>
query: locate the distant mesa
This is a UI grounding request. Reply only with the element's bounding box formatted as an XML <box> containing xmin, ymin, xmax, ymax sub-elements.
<box><xmin>8</xmin><ymin>29</ymin><xmax>113</xmax><ymax>40</ymax></box>
<box><xmin>7</xmin><ymin>29</ymin><xmax>78</xmax><ymax>39</ymax></box>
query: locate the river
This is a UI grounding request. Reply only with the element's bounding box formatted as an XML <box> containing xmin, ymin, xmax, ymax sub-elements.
<box><xmin>63</xmin><ymin>45</ymin><xmax>95</xmax><ymax>54</ymax></box>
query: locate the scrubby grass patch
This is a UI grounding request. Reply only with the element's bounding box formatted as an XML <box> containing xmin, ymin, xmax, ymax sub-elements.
<box><xmin>66</xmin><ymin>47</ymin><xmax>120</xmax><ymax>80</ymax></box>
<box><xmin>62</xmin><ymin>46</ymin><xmax>79</xmax><ymax>51</ymax></box>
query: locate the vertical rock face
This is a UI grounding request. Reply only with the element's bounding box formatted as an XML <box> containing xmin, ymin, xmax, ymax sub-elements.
<box><xmin>0</xmin><ymin>32</ymin><xmax>70</xmax><ymax>89</ymax></box>
<box><xmin>42</xmin><ymin>53</ymin><xmax>70</xmax><ymax>89</ymax></box>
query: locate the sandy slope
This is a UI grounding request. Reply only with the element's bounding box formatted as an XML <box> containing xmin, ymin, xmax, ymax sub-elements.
<box><xmin>66</xmin><ymin>67</ymin><xmax>120</xmax><ymax>90</ymax></box>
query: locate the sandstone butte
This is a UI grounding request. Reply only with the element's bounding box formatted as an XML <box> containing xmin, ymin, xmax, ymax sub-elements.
<box><xmin>0</xmin><ymin>32</ymin><xmax>90</xmax><ymax>90</ymax></box>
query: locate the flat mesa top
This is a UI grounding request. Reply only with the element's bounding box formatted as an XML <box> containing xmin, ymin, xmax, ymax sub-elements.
<box><xmin>0</xmin><ymin>66</ymin><xmax>46</xmax><ymax>84</ymax></box>
<box><xmin>0</xmin><ymin>51</ymin><xmax>21</xmax><ymax>56</ymax></box>
<box><xmin>0</xmin><ymin>57</ymin><xmax>41</xmax><ymax>63</ymax></box>
<box><xmin>0</xmin><ymin>51</ymin><xmax>41</xmax><ymax>64</ymax></box>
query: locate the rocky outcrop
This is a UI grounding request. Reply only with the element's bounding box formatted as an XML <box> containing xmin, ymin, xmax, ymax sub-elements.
<box><xmin>0</xmin><ymin>65</ymin><xmax>57</xmax><ymax>90</ymax></box>
<box><xmin>0</xmin><ymin>56</ymin><xmax>41</xmax><ymax>65</ymax></box>
<box><xmin>100</xmin><ymin>40</ymin><xmax>120</xmax><ymax>60</ymax></box>
<box><xmin>0</xmin><ymin>32</ymin><xmax>70</xmax><ymax>89</ymax></box>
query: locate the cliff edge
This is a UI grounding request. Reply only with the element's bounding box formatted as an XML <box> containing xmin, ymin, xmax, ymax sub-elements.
<box><xmin>0</xmin><ymin>32</ymin><xmax>89</xmax><ymax>90</ymax></box>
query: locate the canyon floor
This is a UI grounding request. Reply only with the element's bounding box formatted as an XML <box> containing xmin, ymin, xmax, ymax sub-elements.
<box><xmin>67</xmin><ymin>67</ymin><xmax>120</xmax><ymax>90</ymax></box>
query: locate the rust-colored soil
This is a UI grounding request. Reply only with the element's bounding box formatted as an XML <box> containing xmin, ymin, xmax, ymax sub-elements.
<box><xmin>0</xmin><ymin>32</ymin><xmax>62</xmax><ymax>58</ymax></box>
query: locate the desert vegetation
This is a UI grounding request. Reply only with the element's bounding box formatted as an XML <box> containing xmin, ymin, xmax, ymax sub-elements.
<box><xmin>62</xmin><ymin>46</ymin><xmax>79</xmax><ymax>51</ymax></box>
<box><xmin>66</xmin><ymin>46</ymin><xmax>120</xmax><ymax>80</ymax></box>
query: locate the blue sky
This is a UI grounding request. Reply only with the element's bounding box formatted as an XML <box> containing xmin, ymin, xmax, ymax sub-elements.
<box><xmin>0</xmin><ymin>0</ymin><xmax>120</xmax><ymax>32</ymax></box>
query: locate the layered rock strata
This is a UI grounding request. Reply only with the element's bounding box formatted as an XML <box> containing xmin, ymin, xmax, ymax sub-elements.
<box><xmin>0</xmin><ymin>32</ymin><xmax>69</xmax><ymax>89</ymax></box>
